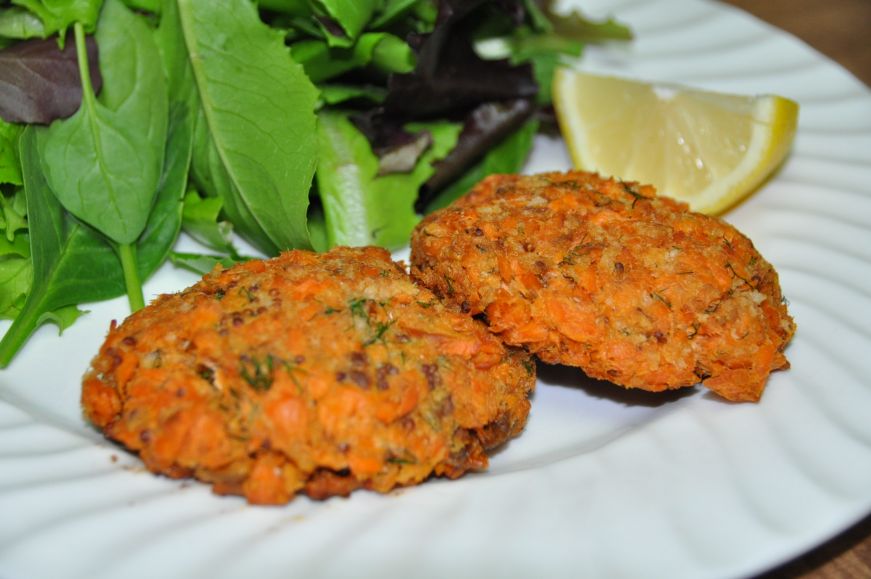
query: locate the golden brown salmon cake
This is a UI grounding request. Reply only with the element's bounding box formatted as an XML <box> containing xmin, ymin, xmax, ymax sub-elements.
<box><xmin>82</xmin><ymin>246</ymin><xmax>534</xmax><ymax>505</ymax></box>
<box><xmin>410</xmin><ymin>171</ymin><xmax>795</xmax><ymax>402</ymax></box>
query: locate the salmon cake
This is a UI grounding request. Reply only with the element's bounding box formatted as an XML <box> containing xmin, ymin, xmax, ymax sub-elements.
<box><xmin>82</xmin><ymin>246</ymin><xmax>534</xmax><ymax>504</ymax></box>
<box><xmin>410</xmin><ymin>171</ymin><xmax>795</xmax><ymax>402</ymax></box>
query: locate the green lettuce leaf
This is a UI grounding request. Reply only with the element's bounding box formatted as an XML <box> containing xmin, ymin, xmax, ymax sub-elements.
<box><xmin>319</xmin><ymin>84</ymin><xmax>387</xmax><ymax>105</ymax></box>
<box><xmin>311</xmin><ymin>0</ymin><xmax>376</xmax><ymax>47</ymax></box>
<box><xmin>316</xmin><ymin>110</ymin><xmax>460</xmax><ymax>249</ymax></box>
<box><xmin>178</xmin><ymin>0</ymin><xmax>319</xmax><ymax>255</ymax></box>
<box><xmin>169</xmin><ymin>250</ymin><xmax>246</xmax><ymax>275</ymax></box>
<box><xmin>0</xmin><ymin>188</ymin><xmax>27</xmax><ymax>242</ymax></box>
<box><xmin>0</xmin><ymin>119</ymin><xmax>22</xmax><ymax>185</ymax></box>
<box><xmin>292</xmin><ymin>31</ymin><xmax>414</xmax><ymax>84</ymax></box>
<box><xmin>10</xmin><ymin>0</ymin><xmax>103</xmax><ymax>36</ymax></box>
<box><xmin>180</xmin><ymin>188</ymin><xmax>239</xmax><ymax>256</ymax></box>
<box><xmin>0</xmin><ymin>232</ymin><xmax>30</xmax><ymax>320</ymax></box>
<box><xmin>369</xmin><ymin>0</ymin><xmax>422</xmax><ymax>29</ymax></box>
<box><xmin>0</xmin><ymin>7</ymin><xmax>47</xmax><ymax>40</ymax></box>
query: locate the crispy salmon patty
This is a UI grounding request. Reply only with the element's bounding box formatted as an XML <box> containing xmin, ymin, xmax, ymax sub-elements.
<box><xmin>410</xmin><ymin>171</ymin><xmax>795</xmax><ymax>402</ymax></box>
<box><xmin>82</xmin><ymin>246</ymin><xmax>534</xmax><ymax>504</ymax></box>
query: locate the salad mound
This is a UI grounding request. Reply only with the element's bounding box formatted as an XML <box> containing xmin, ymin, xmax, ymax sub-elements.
<box><xmin>0</xmin><ymin>0</ymin><xmax>630</xmax><ymax>367</ymax></box>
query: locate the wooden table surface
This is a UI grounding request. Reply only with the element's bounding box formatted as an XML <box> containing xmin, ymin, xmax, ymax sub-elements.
<box><xmin>719</xmin><ymin>2</ymin><xmax>871</xmax><ymax>577</ymax></box>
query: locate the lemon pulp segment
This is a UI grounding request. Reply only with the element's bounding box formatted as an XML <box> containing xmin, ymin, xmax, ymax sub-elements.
<box><xmin>553</xmin><ymin>69</ymin><xmax>799</xmax><ymax>214</ymax></box>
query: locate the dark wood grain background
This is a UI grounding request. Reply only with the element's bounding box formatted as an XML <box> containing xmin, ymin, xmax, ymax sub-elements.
<box><xmin>721</xmin><ymin>1</ymin><xmax>871</xmax><ymax>577</ymax></box>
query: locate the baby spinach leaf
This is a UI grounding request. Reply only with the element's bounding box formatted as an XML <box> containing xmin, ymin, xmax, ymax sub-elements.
<box><xmin>316</xmin><ymin>110</ymin><xmax>460</xmax><ymax>249</ymax></box>
<box><xmin>24</xmin><ymin>164</ymin><xmax>123</xmax><ymax>302</ymax></box>
<box><xmin>0</xmin><ymin>7</ymin><xmax>48</xmax><ymax>40</ymax></box>
<box><xmin>0</xmin><ymin>113</ymin><xmax>186</xmax><ymax>367</ymax></box>
<box><xmin>0</xmin><ymin>34</ymin><xmax>102</xmax><ymax>124</ymax></box>
<box><xmin>137</xmin><ymin>99</ymin><xmax>192</xmax><ymax>274</ymax></box>
<box><xmin>0</xmin><ymin>8</ymin><xmax>190</xmax><ymax>366</ymax></box>
<box><xmin>35</xmin><ymin>0</ymin><xmax>167</xmax><ymax>245</ymax></box>
<box><xmin>140</xmin><ymin>0</ymin><xmax>196</xmax><ymax>268</ymax></box>
<box><xmin>424</xmin><ymin>118</ymin><xmax>537</xmax><ymax>213</ymax></box>
<box><xmin>154</xmin><ymin>0</ymin><xmax>188</xmax><ymax>90</ymax></box>
<box><xmin>0</xmin><ymin>127</ymin><xmax>109</xmax><ymax>367</ymax></box>
<box><xmin>178</xmin><ymin>0</ymin><xmax>318</xmax><ymax>255</ymax></box>
<box><xmin>10</xmin><ymin>0</ymin><xmax>104</xmax><ymax>36</ymax></box>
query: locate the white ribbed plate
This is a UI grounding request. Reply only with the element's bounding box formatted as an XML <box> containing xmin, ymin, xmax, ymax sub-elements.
<box><xmin>2</xmin><ymin>1</ymin><xmax>871</xmax><ymax>578</ymax></box>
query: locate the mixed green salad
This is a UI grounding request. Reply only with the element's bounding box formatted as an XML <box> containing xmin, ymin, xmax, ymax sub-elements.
<box><xmin>0</xmin><ymin>0</ymin><xmax>629</xmax><ymax>367</ymax></box>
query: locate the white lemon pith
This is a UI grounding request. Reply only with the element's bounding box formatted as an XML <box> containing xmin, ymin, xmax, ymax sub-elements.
<box><xmin>552</xmin><ymin>69</ymin><xmax>799</xmax><ymax>214</ymax></box>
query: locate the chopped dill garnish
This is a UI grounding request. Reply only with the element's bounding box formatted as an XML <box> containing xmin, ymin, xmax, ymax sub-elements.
<box><xmin>348</xmin><ymin>298</ymin><xmax>394</xmax><ymax>346</ymax></box>
<box><xmin>621</xmin><ymin>182</ymin><xmax>646</xmax><ymax>207</ymax></box>
<box><xmin>240</xmin><ymin>286</ymin><xmax>257</xmax><ymax>302</ymax></box>
<box><xmin>651</xmin><ymin>291</ymin><xmax>672</xmax><ymax>309</ymax></box>
<box><xmin>386</xmin><ymin>454</ymin><xmax>417</xmax><ymax>465</ymax></box>
<box><xmin>522</xmin><ymin>358</ymin><xmax>535</xmax><ymax>375</ymax></box>
<box><xmin>364</xmin><ymin>320</ymin><xmax>395</xmax><ymax>346</ymax></box>
<box><xmin>725</xmin><ymin>262</ymin><xmax>754</xmax><ymax>288</ymax></box>
<box><xmin>197</xmin><ymin>365</ymin><xmax>215</xmax><ymax>383</ymax></box>
<box><xmin>240</xmin><ymin>354</ymin><xmax>275</xmax><ymax>391</ymax></box>
<box><xmin>349</xmin><ymin>297</ymin><xmax>369</xmax><ymax>320</ymax></box>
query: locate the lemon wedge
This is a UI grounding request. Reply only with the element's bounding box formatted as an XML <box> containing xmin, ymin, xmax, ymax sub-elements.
<box><xmin>552</xmin><ymin>69</ymin><xmax>799</xmax><ymax>214</ymax></box>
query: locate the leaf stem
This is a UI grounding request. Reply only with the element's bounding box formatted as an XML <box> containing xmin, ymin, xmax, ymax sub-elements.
<box><xmin>0</xmin><ymin>307</ymin><xmax>40</xmax><ymax>369</ymax></box>
<box><xmin>73</xmin><ymin>22</ymin><xmax>97</xmax><ymax>112</ymax></box>
<box><xmin>118</xmin><ymin>243</ymin><xmax>145</xmax><ymax>311</ymax></box>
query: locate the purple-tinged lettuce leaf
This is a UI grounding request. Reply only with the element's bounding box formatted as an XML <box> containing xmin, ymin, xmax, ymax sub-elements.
<box><xmin>383</xmin><ymin>0</ymin><xmax>537</xmax><ymax>118</ymax></box>
<box><xmin>421</xmin><ymin>97</ymin><xmax>534</xmax><ymax>197</ymax></box>
<box><xmin>0</xmin><ymin>34</ymin><xmax>101</xmax><ymax>124</ymax></box>
<box><xmin>424</xmin><ymin>117</ymin><xmax>538</xmax><ymax>213</ymax></box>
<box><xmin>350</xmin><ymin>108</ymin><xmax>433</xmax><ymax>174</ymax></box>
<box><xmin>384</xmin><ymin>33</ymin><xmax>536</xmax><ymax>117</ymax></box>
